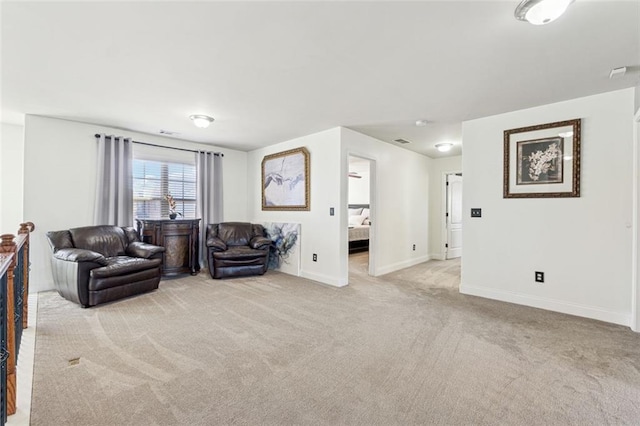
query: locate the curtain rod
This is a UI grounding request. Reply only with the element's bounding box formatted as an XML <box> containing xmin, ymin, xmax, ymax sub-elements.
<box><xmin>94</xmin><ymin>134</ymin><xmax>224</xmax><ymax>156</ymax></box>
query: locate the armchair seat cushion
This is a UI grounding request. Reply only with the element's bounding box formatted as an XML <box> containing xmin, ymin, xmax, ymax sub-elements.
<box><xmin>89</xmin><ymin>267</ymin><xmax>162</xmax><ymax>292</ymax></box>
<box><xmin>90</xmin><ymin>256</ymin><xmax>162</xmax><ymax>279</ymax></box>
<box><xmin>212</xmin><ymin>247</ymin><xmax>269</xmax><ymax>268</ymax></box>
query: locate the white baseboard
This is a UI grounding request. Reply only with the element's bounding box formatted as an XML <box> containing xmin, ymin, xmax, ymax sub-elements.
<box><xmin>460</xmin><ymin>284</ymin><xmax>631</xmax><ymax>327</ymax></box>
<box><xmin>375</xmin><ymin>255</ymin><xmax>431</xmax><ymax>276</ymax></box>
<box><xmin>301</xmin><ymin>270</ymin><xmax>348</xmax><ymax>288</ymax></box>
<box><xmin>429</xmin><ymin>253</ymin><xmax>446</xmax><ymax>261</ymax></box>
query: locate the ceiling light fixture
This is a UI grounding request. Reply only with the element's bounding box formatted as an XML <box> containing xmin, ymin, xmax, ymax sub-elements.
<box><xmin>515</xmin><ymin>0</ymin><xmax>573</xmax><ymax>25</ymax></box>
<box><xmin>189</xmin><ymin>114</ymin><xmax>214</xmax><ymax>128</ymax></box>
<box><xmin>435</xmin><ymin>143</ymin><xmax>453</xmax><ymax>152</ymax></box>
<box><xmin>415</xmin><ymin>119</ymin><xmax>428</xmax><ymax>127</ymax></box>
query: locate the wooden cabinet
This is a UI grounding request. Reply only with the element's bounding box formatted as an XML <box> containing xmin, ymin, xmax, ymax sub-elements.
<box><xmin>136</xmin><ymin>219</ymin><xmax>201</xmax><ymax>276</ymax></box>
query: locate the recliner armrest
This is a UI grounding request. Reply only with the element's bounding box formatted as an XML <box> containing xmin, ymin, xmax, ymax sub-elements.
<box><xmin>53</xmin><ymin>248</ymin><xmax>108</xmax><ymax>265</ymax></box>
<box><xmin>126</xmin><ymin>242</ymin><xmax>165</xmax><ymax>259</ymax></box>
<box><xmin>206</xmin><ymin>236</ymin><xmax>227</xmax><ymax>251</ymax></box>
<box><xmin>250</xmin><ymin>236</ymin><xmax>271</xmax><ymax>250</ymax></box>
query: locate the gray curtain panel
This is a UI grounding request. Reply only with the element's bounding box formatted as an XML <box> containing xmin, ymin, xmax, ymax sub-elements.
<box><xmin>196</xmin><ymin>151</ymin><xmax>223</xmax><ymax>267</ymax></box>
<box><xmin>94</xmin><ymin>134</ymin><xmax>133</xmax><ymax>226</ymax></box>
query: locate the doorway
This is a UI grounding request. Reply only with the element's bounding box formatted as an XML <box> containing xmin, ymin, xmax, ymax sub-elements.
<box><xmin>348</xmin><ymin>155</ymin><xmax>374</xmax><ymax>278</ymax></box>
<box><xmin>445</xmin><ymin>173</ymin><xmax>463</xmax><ymax>260</ymax></box>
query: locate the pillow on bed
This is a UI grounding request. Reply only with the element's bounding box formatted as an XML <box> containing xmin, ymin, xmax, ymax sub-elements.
<box><xmin>349</xmin><ymin>215</ymin><xmax>366</xmax><ymax>226</ymax></box>
<box><xmin>362</xmin><ymin>219</ymin><xmax>371</xmax><ymax>225</ymax></box>
<box><xmin>361</xmin><ymin>208</ymin><xmax>370</xmax><ymax>219</ymax></box>
<box><xmin>349</xmin><ymin>208</ymin><xmax>363</xmax><ymax>216</ymax></box>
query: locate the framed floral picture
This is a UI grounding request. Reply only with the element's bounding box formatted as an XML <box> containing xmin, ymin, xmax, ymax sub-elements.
<box><xmin>504</xmin><ymin>119</ymin><xmax>581</xmax><ymax>198</ymax></box>
<box><xmin>262</xmin><ymin>147</ymin><xmax>310</xmax><ymax>210</ymax></box>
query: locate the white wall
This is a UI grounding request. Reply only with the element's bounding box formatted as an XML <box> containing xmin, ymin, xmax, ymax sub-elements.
<box><xmin>428</xmin><ymin>155</ymin><xmax>462</xmax><ymax>260</ymax></box>
<box><xmin>0</xmin><ymin>123</ymin><xmax>25</xmax><ymax>232</ymax></box>
<box><xmin>633</xmin><ymin>108</ymin><xmax>640</xmax><ymax>332</ymax></box>
<box><xmin>0</xmin><ymin>133</ymin><xmax>2</xmax><ymax>227</ymax></box>
<box><xmin>341</xmin><ymin>127</ymin><xmax>430</xmax><ymax>278</ymax></box>
<box><xmin>24</xmin><ymin>115</ymin><xmax>248</xmax><ymax>292</ymax></box>
<box><xmin>248</xmin><ymin>128</ymin><xmax>344</xmax><ymax>286</ymax></box>
<box><xmin>461</xmin><ymin>88</ymin><xmax>635</xmax><ymax>326</ymax></box>
<box><xmin>248</xmin><ymin>127</ymin><xmax>431</xmax><ymax>287</ymax></box>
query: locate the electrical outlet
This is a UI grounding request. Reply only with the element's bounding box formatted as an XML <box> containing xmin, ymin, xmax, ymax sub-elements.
<box><xmin>471</xmin><ymin>208</ymin><xmax>482</xmax><ymax>218</ymax></box>
<box><xmin>313</xmin><ymin>253</ymin><xmax>317</xmax><ymax>262</ymax></box>
<box><xmin>412</xmin><ymin>244</ymin><xmax>416</xmax><ymax>251</ymax></box>
<box><xmin>329</xmin><ymin>207</ymin><xmax>334</xmax><ymax>216</ymax></box>
<box><xmin>535</xmin><ymin>271</ymin><xmax>544</xmax><ymax>283</ymax></box>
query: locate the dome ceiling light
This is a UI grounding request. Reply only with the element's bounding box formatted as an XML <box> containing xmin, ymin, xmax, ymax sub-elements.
<box><xmin>189</xmin><ymin>114</ymin><xmax>215</xmax><ymax>128</ymax></box>
<box><xmin>435</xmin><ymin>143</ymin><xmax>453</xmax><ymax>152</ymax></box>
<box><xmin>515</xmin><ymin>0</ymin><xmax>574</xmax><ymax>25</ymax></box>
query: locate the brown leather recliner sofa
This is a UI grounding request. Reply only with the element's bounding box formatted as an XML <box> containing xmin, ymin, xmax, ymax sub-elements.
<box><xmin>46</xmin><ymin>225</ymin><xmax>165</xmax><ymax>307</ymax></box>
<box><xmin>206</xmin><ymin>222</ymin><xmax>271</xmax><ymax>279</ymax></box>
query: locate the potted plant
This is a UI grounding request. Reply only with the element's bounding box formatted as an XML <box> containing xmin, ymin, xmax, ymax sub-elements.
<box><xmin>164</xmin><ymin>194</ymin><xmax>182</xmax><ymax>220</ymax></box>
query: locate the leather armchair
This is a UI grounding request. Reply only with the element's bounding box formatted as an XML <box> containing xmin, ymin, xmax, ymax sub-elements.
<box><xmin>46</xmin><ymin>225</ymin><xmax>165</xmax><ymax>307</ymax></box>
<box><xmin>206</xmin><ymin>222</ymin><xmax>271</xmax><ymax>279</ymax></box>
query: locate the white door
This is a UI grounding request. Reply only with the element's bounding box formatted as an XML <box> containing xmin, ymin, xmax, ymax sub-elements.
<box><xmin>446</xmin><ymin>174</ymin><xmax>463</xmax><ymax>259</ymax></box>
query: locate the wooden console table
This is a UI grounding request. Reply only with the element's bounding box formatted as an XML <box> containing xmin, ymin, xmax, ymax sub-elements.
<box><xmin>136</xmin><ymin>219</ymin><xmax>201</xmax><ymax>276</ymax></box>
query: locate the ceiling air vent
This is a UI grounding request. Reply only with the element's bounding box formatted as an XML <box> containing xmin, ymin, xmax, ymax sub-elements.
<box><xmin>394</xmin><ymin>138</ymin><xmax>411</xmax><ymax>144</ymax></box>
<box><xmin>159</xmin><ymin>129</ymin><xmax>179</xmax><ymax>136</ymax></box>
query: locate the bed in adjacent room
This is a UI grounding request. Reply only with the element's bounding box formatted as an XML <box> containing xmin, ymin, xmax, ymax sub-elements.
<box><xmin>348</xmin><ymin>204</ymin><xmax>370</xmax><ymax>253</ymax></box>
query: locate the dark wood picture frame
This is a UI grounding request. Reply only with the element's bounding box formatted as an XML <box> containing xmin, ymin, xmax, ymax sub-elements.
<box><xmin>262</xmin><ymin>147</ymin><xmax>310</xmax><ymax>211</ymax></box>
<box><xmin>504</xmin><ymin>118</ymin><xmax>581</xmax><ymax>198</ymax></box>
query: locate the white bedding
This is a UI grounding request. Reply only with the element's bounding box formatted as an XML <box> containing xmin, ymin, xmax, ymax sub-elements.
<box><xmin>349</xmin><ymin>224</ymin><xmax>370</xmax><ymax>242</ymax></box>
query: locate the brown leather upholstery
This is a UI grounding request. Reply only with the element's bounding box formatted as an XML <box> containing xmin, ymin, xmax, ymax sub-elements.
<box><xmin>46</xmin><ymin>225</ymin><xmax>165</xmax><ymax>307</ymax></box>
<box><xmin>206</xmin><ymin>222</ymin><xmax>271</xmax><ymax>279</ymax></box>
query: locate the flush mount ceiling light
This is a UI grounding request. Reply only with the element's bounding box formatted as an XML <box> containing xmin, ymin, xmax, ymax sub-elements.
<box><xmin>515</xmin><ymin>0</ymin><xmax>574</xmax><ymax>25</ymax></box>
<box><xmin>415</xmin><ymin>119</ymin><xmax>428</xmax><ymax>127</ymax></box>
<box><xmin>189</xmin><ymin>114</ymin><xmax>214</xmax><ymax>128</ymax></box>
<box><xmin>435</xmin><ymin>143</ymin><xmax>453</xmax><ymax>152</ymax></box>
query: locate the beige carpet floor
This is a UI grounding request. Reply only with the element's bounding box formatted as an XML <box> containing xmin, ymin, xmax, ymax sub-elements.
<box><xmin>31</xmin><ymin>254</ymin><xmax>640</xmax><ymax>425</ymax></box>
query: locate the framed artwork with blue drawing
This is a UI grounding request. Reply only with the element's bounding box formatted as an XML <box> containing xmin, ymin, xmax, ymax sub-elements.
<box><xmin>262</xmin><ymin>147</ymin><xmax>310</xmax><ymax>211</ymax></box>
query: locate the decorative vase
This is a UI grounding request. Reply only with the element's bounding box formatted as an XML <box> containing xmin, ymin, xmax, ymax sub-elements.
<box><xmin>169</xmin><ymin>213</ymin><xmax>177</xmax><ymax>220</ymax></box>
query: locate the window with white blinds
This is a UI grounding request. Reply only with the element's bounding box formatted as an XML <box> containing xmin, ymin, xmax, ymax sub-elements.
<box><xmin>132</xmin><ymin>145</ymin><xmax>197</xmax><ymax>220</ymax></box>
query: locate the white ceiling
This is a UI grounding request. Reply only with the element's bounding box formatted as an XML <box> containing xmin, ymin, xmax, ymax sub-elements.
<box><xmin>1</xmin><ymin>1</ymin><xmax>639</xmax><ymax>158</ymax></box>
